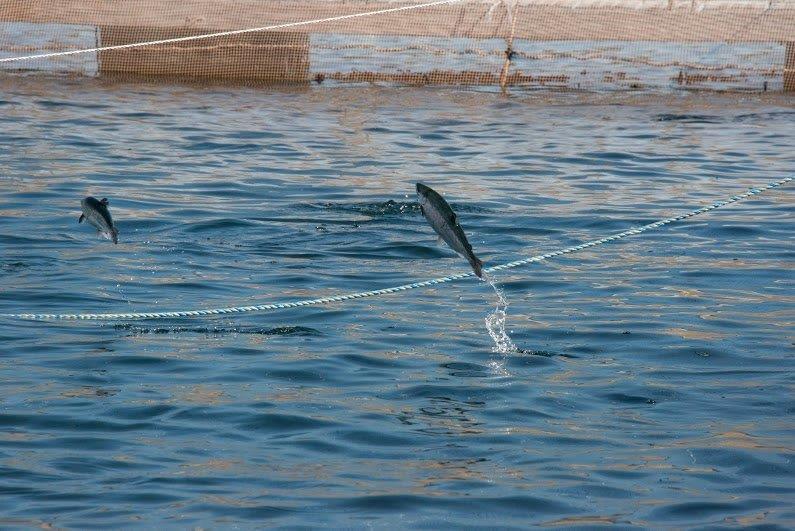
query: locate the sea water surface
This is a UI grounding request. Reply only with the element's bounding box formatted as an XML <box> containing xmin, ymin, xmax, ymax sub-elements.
<box><xmin>0</xmin><ymin>77</ymin><xmax>793</xmax><ymax>528</ymax></box>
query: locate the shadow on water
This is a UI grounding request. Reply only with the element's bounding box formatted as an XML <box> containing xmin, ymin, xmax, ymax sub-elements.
<box><xmin>397</xmin><ymin>395</ymin><xmax>486</xmax><ymax>437</ymax></box>
<box><xmin>309</xmin><ymin>199</ymin><xmax>490</xmax><ymax>218</ymax></box>
<box><xmin>517</xmin><ymin>349</ymin><xmax>578</xmax><ymax>359</ymax></box>
<box><xmin>112</xmin><ymin>324</ymin><xmax>323</xmax><ymax>337</ymax></box>
<box><xmin>310</xmin><ymin>199</ymin><xmax>419</xmax><ymax>217</ymax></box>
<box><xmin>655</xmin><ymin>113</ymin><xmax>723</xmax><ymax>124</ymax></box>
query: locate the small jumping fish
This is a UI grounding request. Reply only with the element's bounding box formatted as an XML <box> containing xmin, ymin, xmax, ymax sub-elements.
<box><xmin>416</xmin><ymin>182</ymin><xmax>483</xmax><ymax>278</ymax></box>
<box><xmin>79</xmin><ymin>196</ymin><xmax>118</xmax><ymax>244</ymax></box>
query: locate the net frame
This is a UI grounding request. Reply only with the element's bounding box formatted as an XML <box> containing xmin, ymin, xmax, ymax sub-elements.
<box><xmin>0</xmin><ymin>0</ymin><xmax>794</xmax><ymax>92</ymax></box>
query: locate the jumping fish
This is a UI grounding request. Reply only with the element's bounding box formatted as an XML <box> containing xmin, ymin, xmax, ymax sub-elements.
<box><xmin>79</xmin><ymin>196</ymin><xmax>119</xmax><ymax>244</ymax></box>
<box><xmin>416</xmin><ymin>182</ymin><xmax>483</xmax><ymax>278</ymax></box>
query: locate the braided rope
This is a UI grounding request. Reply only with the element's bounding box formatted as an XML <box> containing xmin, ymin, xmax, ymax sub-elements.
<box><xmin>1</xmin><ymin>177</ymin><xmax>790</xmax><ymax>321</ymax></box>
<box><xmin>0</xmin><ymin>0</ymin><xmax>462</xmax><ymax>65</ymax></box>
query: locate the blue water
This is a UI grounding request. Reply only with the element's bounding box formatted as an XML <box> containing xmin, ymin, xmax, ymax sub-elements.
<box><xmin>1</xmin><ymin>77</ymin><xmax>794</xmax><ymax>528</ymax></box>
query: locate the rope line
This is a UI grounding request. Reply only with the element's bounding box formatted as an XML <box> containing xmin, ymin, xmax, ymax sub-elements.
<box><xmin>1</xmin><ymin>177</ymin><xmax>789</xmax><ymax>322</ymax></box>
<box><xmin>0</xmin><ymin>0</ymin><xmax>462</xmax><ymax>64</ymax></box>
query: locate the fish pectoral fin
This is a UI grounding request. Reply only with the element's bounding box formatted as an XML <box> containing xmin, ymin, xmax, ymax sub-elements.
<box><xmin>449</xmin><ymin>213</ymin><xmax>457</xmax><ymax>225</ymax></box>
<box><xmin>437</xmin><ymin>235</ymin><xmax>444</xmax><ymax>245</ymax></box>
<box><xmin>78</xmin><ymin>214</ymin><xmax>85</xmax><ymax>223</ymax></box>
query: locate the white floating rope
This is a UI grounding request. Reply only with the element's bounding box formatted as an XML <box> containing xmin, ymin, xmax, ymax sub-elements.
<box><xmin>0</xmin><ymin>0</ymin><xmax>463</xmax><ymax>64</ymax></box>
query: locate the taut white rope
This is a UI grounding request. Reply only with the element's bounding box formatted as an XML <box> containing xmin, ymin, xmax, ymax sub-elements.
<box><xmin>0</xmin><ymin>0</ymin><xmax>463</xmax><ymax>64</ymax></box>
<box><xmin>1</xmin><ymin>177</ymin><xmax>790</xmax><ymax>321</ymax></box>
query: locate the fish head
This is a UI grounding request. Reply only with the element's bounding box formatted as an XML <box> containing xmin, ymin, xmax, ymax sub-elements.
<box><xmin>82</xmin><ymin>196</ymin><xmax>101</xmax><ymax>210</ymax></box>
<box><xmin>416</xmin><ymin>182</ymin><xmax>433</xmax><ymax>198</ymax></box>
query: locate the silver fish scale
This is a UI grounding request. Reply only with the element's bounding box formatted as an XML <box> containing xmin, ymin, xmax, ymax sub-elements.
<box><xmin>1</xmin><ymin>177</ymin><xmax>790</xmax><ymax>321</ymax></box>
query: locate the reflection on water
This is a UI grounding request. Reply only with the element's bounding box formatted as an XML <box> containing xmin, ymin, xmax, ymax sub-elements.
<box><xmin>0</xmin><ymin>76</ymin><xmax>793</xmax><ymax>527</ymax></box>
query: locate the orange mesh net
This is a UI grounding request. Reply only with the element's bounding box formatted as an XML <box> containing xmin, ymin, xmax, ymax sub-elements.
<box><xmin>1</xmin><ymin>0</ymin><xmax>794</xmax><ymax>92</ymax></box>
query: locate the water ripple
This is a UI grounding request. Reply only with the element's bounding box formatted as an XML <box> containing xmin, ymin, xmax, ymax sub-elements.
<box><xmin>0</xmin><ymin>79</ymin><xmax>792</xmax><ymax>527</ymax></box>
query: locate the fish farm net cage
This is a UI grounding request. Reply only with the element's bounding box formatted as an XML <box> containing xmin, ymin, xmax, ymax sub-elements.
<box><xmin>1</xmin><ymin>0</ymin><xmax>794</xmax><ymax>93</ymax></box>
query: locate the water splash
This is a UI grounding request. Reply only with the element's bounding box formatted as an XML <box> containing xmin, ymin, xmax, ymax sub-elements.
<box><xmin>483</xmin><ymin>273</ymin><xmax>518</xmax><ymax>355</ymax></box>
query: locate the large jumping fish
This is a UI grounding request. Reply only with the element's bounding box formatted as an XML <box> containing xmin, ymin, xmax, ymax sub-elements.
<box><xmin>79</xmin><ymin>196</ymin><xmax>119</xmax><ymax>244</ymax></box>
<box><xmin>416</xmin><ymin>182</ymin><xmax>483</xmax><ymax>278</ymax></box>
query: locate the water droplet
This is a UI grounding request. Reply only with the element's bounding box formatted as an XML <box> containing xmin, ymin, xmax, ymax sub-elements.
<box><xmin>483</xmin><ymin>274</ymin><xmax>517</xmax><ymax>355</ymax></box>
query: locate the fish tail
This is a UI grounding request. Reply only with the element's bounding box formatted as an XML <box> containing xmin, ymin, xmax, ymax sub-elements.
<box><xmin>470</xmin><ymin>254</ymin><xmax>484</xmax><ymax>278</ymax></box>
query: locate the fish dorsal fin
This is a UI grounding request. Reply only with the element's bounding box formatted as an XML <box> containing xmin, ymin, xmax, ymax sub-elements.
<box><xmin>101</xmin><ymin>198</ymin><xmax>109</xmax><ymax>205</ymax></box>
